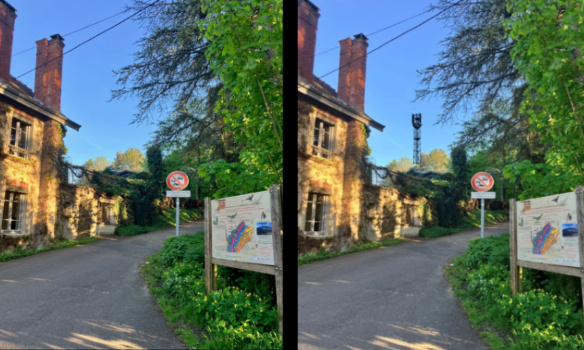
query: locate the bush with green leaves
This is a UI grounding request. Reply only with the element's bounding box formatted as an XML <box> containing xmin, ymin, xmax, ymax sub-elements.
<box><xmin>143</xmin><ymin>233</ymin><xmax>282</xmax><ymax>349</ymax></box>
<box><xmin>450</xmin><ymin>234</ymin><xmax>584</xmax><ymax>349</ymax></box>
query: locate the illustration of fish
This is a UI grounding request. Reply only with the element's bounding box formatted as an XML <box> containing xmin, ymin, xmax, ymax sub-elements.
<box><xmin>246</xmin><ymin>194</ymin><xmax>254</xmax><ymax>201</ymax></box>
<box><xmin>568</xmin><ymin>213</ymin><xmax>572</xmax><ymax>221</ymax></box>
<box><xmin>261</xmin><ymin>211</ymin><xmax>266</xmax><ymax>220</ymax></box>
<box><xmin>228</xmin><ymin>213</ymin><xmax>237</xmax><ymax>220</ymax></box>
<box><xmin>552</xmin><ymin>196</ymin><xmax>559</xmax><ymax>203</ymax></box>
<box><xmin>214</xmin><ymin>217</ymin><xmax>219</xmax><ymax>225</ymax></box>
<box><xmin>533</xmin><ymin>214</ymin><xmax>543</xmax><ymax>222</ymax></box>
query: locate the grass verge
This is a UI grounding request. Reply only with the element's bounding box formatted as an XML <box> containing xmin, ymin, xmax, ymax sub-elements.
<box><xmin>419</xmin><ymin>209</ymin><xmax>508</xmax><ymax>238</ymax></box>
<box><xmin>141</xmin><ymin>233</ymin><xmax>282</xmax><ymax>349</ymax></box>
<box><xmin>447</xmin><ymin>234</ymin><xmax>584</xmax><ymax>349</ymax></box>
<box><xmin>116</xmin><ymin>208</ymin><xmax>201</xmax><ymax>236</ymax></box>
<box><xmin>0</xmin><ymin>237</ymin><xmax>100</xmax><ymax>263</ymax></box>
<box><xmin>298</xmin><ymin>238</ymin><xmax>403</xmax><ymax>266</ymax></box>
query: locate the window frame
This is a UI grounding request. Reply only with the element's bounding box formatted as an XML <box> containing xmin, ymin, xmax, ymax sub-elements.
<box><xmin>8</xmin><ymin>114</ymin><xmax>32</xmax><ymax>159</ymax></box>
<box><xmin>312</xmin><ymin>115</ymin><xmax>335</xmax><ymax>159</ymax></box>
<box><xmin>304</xmin><ymin>191</ymin><xmax>330</xmax><ymax>237</ymax></box>
<box><xmin>1</xmin><ymin>191</ymin><xmax>25</xmax><ymax>235</ymax></box>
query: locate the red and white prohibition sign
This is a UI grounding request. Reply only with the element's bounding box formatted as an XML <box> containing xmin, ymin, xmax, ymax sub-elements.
<box><xmin>166</xmin><ymin>171</ymin><xmax>189</xmax><ymax>191</ymax></box>
<box><xmin>471</xmin><ymin>172</ymin><xmax>494</xmax><ymax>192</ymax></box>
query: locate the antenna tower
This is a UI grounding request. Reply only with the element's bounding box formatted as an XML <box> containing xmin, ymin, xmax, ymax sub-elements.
<box><xmin>412</xmin><ymin>113</ymin><xmax>422</xmax><ymax>166</ymax></box>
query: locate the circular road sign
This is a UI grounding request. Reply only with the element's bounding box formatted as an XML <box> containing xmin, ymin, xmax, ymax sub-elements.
<box><xmin>166</xmin><ymin>171</ymin><xmax>189</xmax><ymax>191</ymax></box>
<box><xmin>471</xmin><ymin>172</ymin><xmax>494</xmax><ymax>192</ymax></box>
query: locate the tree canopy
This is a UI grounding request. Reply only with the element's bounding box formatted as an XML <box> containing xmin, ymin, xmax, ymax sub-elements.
<box><xmin>420</xmin><ymin>149</ymin><xmax>450</xmax><ymax>173</ymax></box>
<box><xmin>113</xmin><ymin>0</ymin><xmax>282</xmax><ymax>198</ymax></box>
<box><xmin>112</xmin><ymin>148</ymin><xmax>145</xmax><ymax>172</ymax></box>
<box><xmin>83</xmin><ymin>156</ymin><xmax>110</xmax><ymax>172</ymax></box>
<box><xmin>387</xmin><ymin>157</ymin><xmax>413</xmax><ymax>173</ymax></box>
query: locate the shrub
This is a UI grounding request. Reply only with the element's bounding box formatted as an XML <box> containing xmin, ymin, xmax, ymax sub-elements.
<box><xmin>144</xmin><ymin>233</ymin><xmax>281</xmax><ymax>349</ymax></box>
<box><xmin>450</xmin><ymin>233</ymin><xmax>584</xmax><ymax>349</ymax></box>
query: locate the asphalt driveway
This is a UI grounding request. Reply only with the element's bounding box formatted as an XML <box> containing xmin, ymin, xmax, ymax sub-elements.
<box><xmin>298</xmin><ymin>222</ymin><xmax>509</xmax><ymax>350</ymax></box>
<box><xmin>0</xmin><ymin>221</ymin><xmax>203</xmax><ymax>349</ymax></box>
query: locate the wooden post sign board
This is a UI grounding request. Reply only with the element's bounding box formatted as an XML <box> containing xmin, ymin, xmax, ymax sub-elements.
<box><xmin>510</xmin><ymin>187</ymin><xmax>584</xmax><ymax>315</ymax></box>
<box><xmin>204</xmin><ymin>184</ymin><xmax>283</xmax><ymax>334</ymax></box>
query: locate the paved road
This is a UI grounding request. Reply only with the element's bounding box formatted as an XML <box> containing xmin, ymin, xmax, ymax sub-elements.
<box><xmin>298</xmin><ymin>222</ymin><xmax>510</xmax><ymax>350</ymax></box>
<box><xmin>0</xmin><ymin>221</ymin><xmax>204</xmax><ymax>349</ymax></box>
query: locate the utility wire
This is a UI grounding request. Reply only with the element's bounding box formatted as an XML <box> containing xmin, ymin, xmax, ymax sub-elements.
<box><xmin>315</xmin><ymin>7</ymin><xmax>434</xmax><ymax>56</ymax></box>
<box><xmin>12</xmin><ymin>8</ymin><xmax>131</xmax><ymax>57</ymax></box>
<box><xmin>318</xmin><ymin>1</ymin><xmax>465</xmax><ymax>79</ymax></box>
<box><xmin>15</xmin><ymin>0</ymin><xmax>160</xmax><ymax>80</ymax></box>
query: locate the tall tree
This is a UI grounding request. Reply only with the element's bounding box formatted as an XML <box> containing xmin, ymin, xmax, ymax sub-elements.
<box><xmin>83</xmin><ymin>156</ymin><xmax>110</xmax><ymax>172</ymax></box>
<box><xmin>417</xmin><ymin>0</ymin><xmax>521</xmax><ymax>124</ymax></box>
<box><xmin>387</xmin><ymin>157</ymin><xmax>413</xmax><ymax>173</ymax></box>
<box><xmin>420</xmin><ymin>149</ymin><xmax>450</xmax><ymax>173</ymax></box>
<box><xmin>112</xmin><ymin>148</ymin><xmax>145</xmax><ymax>172</ymax></box>
<box><xmin>112</xmin><ymin>0</ymin><xmax>215</xmax><ymax>123</ymax></box>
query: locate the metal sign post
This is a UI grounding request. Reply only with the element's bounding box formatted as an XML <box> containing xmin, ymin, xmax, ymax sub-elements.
<box><xmin>166</xmin><ymin>171</ymin><xmax>190</xmax><ymax>237</ymax></box>
<box><xmin>471</xmin><ymin>172</ymin><xmax>495</xmax><ymax>239</ymax></box>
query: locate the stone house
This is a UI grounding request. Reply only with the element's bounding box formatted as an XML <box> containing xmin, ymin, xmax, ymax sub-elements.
<box><xmin>298</xmin><ymin>0</ymin><xmax>426</xmax><ymax>254</ymax></box>
<box><xmin>0</xmin><ymin>0</ymin><xmax>119</xmax><ymax>249</ymax></box>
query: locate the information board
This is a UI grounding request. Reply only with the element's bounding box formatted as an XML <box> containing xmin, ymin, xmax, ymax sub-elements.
<box><xmin>210</xmin><ymin>190</ymin><xmax>274</xmax><ymax>265</ymax></box>
<box><xmin>516</xmin><ymin>192</ymin><xmax>580</xmax><ymax>267</ymax></box>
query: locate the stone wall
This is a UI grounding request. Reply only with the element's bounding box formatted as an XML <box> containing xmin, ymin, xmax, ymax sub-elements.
<box><xmin>0</xmin><ymin>101</ymin><xmax>51</xmax><ymax>247</ymax></box>
<box><xmin>298</xmin><ymin>100</ymin><xmax>351</xmax><ymax>253</ymax></box>
<box><xmin>56</xmin><ymin>184</ymin><xmax>121</xmax><ymax>240</ymax></box>
<box><xmin>361</xmin><ymin>185</ymin><xmax>427</xmax><ymax>241</ymax></box>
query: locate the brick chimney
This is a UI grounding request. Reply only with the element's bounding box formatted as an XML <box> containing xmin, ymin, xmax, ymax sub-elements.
<box><xmin>338</xmin><ymin>34</ymin><xmax>368</xmax><ymax>111</ymax></box>
<box><xmin>34</xmin><ymin>34</ymin><xmax>64</xmax><ymax>111</ymax></box>
<box><xmin>298</xmin><ymin>0</ymin><xmax>320</xmax><ymax>81</ymax></box>
<box><xmin>0</xmin><ymin>0</ymin><xmax>16</xmax><ymax>82</ymax></box>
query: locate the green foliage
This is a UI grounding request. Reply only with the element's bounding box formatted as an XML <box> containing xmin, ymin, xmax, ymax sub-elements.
<box><xmin>298</xmin><ymin>239</ymin><xmax>403</xmax><ymax>266</ymax></box>
<box><xmin>0</xmin><ymin>237</ymin><xmax>100</xmax><ymax>263</ymax></box>
<box><xmin>115</xmin><ymin>208</ymin><xmax>201</xmax><ymax>236</ymax></box>
<box><xmin>448</xmin><ymin>234</ymin><xmax>584</xmax><ymax>349</ymax></box>
<box><xmin>387</xmin><ymin>157</ymin><xmax>413</xmax><ymax>173</ymax></box>
<box><xmin>419</xmin><ymin>210</ymin><xmax>508</xmax><ymax>238</ymax></box>
<box><xmin>451</xmin><ymin>145</ymin><xmax>469</xmax><ymax>195</ymax></box>
<box><xmin>504</xmin><ymin>0</ymin><xmax>584</xmax><ymax>197</ymax></box>
<box><xmin>142</xmin><ymin>234</ymin><xmax>282</xmax><ymax>349</ymax></box>
<box><xmin>83</xmin><ymin>156</ymin><xmax>110</xmax><ymax>172</ymax></box>
<box><xmin>503</xmin><ymin>160</ymin><xmax>580</xmax><ymax>200</ymax></box>
<box><xmin>420</xmin><ymin>148</ymin><xmax>450</xmax><ymax>173</ymax></box>
<box><xmin>198</xmin><ymin>0</ymin><xmax>283</xmax><ymax>197</ymax></box>
<box><xmin>112</xmin><ymin>148</ymin><xmax>145</xmax><ymax>172</ymax></box>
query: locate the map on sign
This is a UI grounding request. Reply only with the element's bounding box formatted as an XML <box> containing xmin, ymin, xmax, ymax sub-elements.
<box><xmin>211</xmin><ymin>190</ymin><xmax>274</xmax><ymax>266</ymax></box>
<box><xmin>516</xmin><ymin>192</ymin><xmax>579</xmax><ymax>267</ymax></box>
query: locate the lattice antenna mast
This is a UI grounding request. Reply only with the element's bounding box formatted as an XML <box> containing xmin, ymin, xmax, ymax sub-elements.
<box><xmin>412</xmin><ymin>113</ymin><xmax>422</xmax><ymax>166</ymax></box>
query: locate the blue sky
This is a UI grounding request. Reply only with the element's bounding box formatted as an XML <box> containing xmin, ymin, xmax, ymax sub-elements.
<box><xmin>9</xmin><ymin>0</ymin><xmax>157</xmax><ymax>166</ymax></box>
<box><xmin>311</xmin><ymin>1</ymin><xmax>464</xmax><ymax>167</ymax></box>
